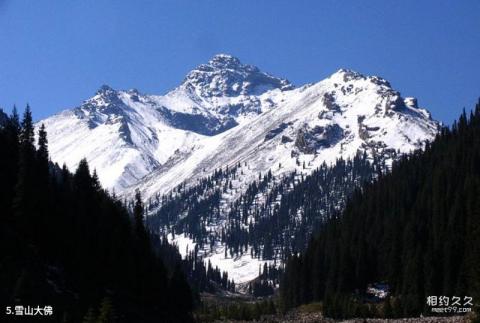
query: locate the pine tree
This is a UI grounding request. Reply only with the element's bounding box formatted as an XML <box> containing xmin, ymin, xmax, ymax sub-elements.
<box><xmin>96</xmin><ymin>297</ymin><xmax>116</xmax><ymax>323</ymax></box>
<box><xmin>37</xmin><ymin>124</ymin><xmax>48</xmax><ymax>165</ymax></box>
<box><xmin>280</xmin><ymin>101</ymin><xmax>480</xmax><ymax>318</ymax></box>
<box><xmin>0</xmin><ymin>106</ymin><xmax>195</xmax><ymax>322</ymax></box>
<box><xmin>74</xmin><ymin>158</ymin><xmax>93</xmax><ymax>191</ymax></box>
<box><xmin>133</xmin><ymin>190</ymin><xmax>150</xmax><ymax>251</ymax></box>
<box><xmin>0</xmin><ymin>106</ymin><xmax>20</xmax><ymax>216</ymax></box>
<box><xmin>134</xmin><ymin>190</ymin><xmax>144</xmax><ymax>235</ymax></box>
<box><xmin>383</xmin><ymin>297</ymin><xmax>393</xmax><ymax>318</ymax></box>
<box><xmin>168</xmin><ymin>264</ymin><xmax>193</xmax><ymax>320</ymax></box>
<box><xmin>82</xmin><ymin>308</ymin><xmax>96</xmax><ymax>323</ymax></box>
<box><xmin>19</xmin><ymin>105</ymin><xmax>34</xmax><ymax>149</ymax></box>
<box><xmin>13</xmin><ymin>105</ymin><xmax>38</xmax><ymax>239</ymax></box>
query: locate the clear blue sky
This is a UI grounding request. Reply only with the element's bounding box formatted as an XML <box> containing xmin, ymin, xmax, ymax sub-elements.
<box><xmin>0</xmin><ymin>0</ymin><xmax>479</xmax><ymax>123</ymax></box>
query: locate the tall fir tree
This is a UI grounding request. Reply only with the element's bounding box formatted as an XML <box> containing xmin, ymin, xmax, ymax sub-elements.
<box><xmin>0</xmin><ymin>106</ymin><xmax>194</xmax><ymax>322</ymax></box>
<box><xmin>280</xmin><ymin>100</ymin><xmax>480</xmax><ymax>318</ymax></box>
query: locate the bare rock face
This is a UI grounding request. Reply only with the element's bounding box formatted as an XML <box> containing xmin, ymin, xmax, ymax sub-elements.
<box><xmin>264</xmin><ymin>122</ymin><xmax>293</xmax><ymax>141</ymax></box>
<box><xmin>38</xmin><ymin>54</ymin><xmax>439</xmax><ymax>199</ymax></box>
<box><xmin>37</xmin><ymin>55</ymin><xmax>441</xmax><ymax>284</ymax></box>
<box><xmin>183</xmin><ymin>54</ymin><xmax>293</xmax><ymax>98</ymax></box>
<box><xmin>295</xmin><ymin>124</ymin><xmax>344</xmax><ymax>154</ymax></box>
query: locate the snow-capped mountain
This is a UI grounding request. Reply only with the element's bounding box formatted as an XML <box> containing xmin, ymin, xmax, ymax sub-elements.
<box><xmin>38</xmin><ymin>54</ymin><xmax>440</xmax><ymax>284</ymax></box>
<box><xmin>40</xmin><ymin>54</ymin><xmax>294</xmax><ymax>190</ymax></box>
<box><xmin>132</xmin><ymin>67</ymin><xmax>439</xmax><ymax>202</ymax></box>
<box><xmin>39</xmin><ymin>54</ymin><xmax>438</xmax><ymax>196</ymax></box>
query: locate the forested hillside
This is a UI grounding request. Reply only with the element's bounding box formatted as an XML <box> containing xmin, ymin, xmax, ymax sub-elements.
<box><xmin>281</xmin><ymin>101</ymin><xmax>480</xmax><ymax>319</ymax></box>
<box><xmin>146</xmin><ymin>149</ymin><xmax>382</xmax><ymax>286</ymax></box>
<box><xmin>35</xmin><ymin>54</ymin><xmax>439</xmax><ymax>288</ymax></box>
<box><xmin>0</xmin><ymin>106</ymin><xmax>193</xmax><ymax>322</ymax></box>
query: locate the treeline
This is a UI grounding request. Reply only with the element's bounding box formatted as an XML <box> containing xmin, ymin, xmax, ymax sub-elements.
<box><xmin>150</xmin><ymin>234</ymin><xmax>236</xmax><ymax>294</ymax></box>
<box><xmin>195</xmin><ymin>299</ymin><xmax>277</xmax><ymax>322</ymax></box>
<box><xmin>147</xmin><ymin>149</ymin><xmax>381</xmax><ymax>265</ymax></box>
<box><xmin>0</xmin><ymin>106</ymin><xmax>193</xmax><ymax>322</ymax></box>
<box><xmin>185</xmin><ymin>254</ymin><xmax>236</xmax><ymax>294</ymax></box>
<box><xmin>280</xmin><ymin>101</ymin><xmax>480</xmax><ymax>318</ymax></box>
<box><xmin>248</xmin><ymin>263</ymin><xmax>281</xmax><ymax>297</ymax></box>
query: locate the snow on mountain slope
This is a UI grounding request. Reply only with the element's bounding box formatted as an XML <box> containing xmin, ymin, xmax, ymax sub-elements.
<box><xmin>38</xmin><ymin>55</ymin><xmax>440</xmax><ymax>285</ymax></box>
<box><xmin>40</xmin><ymin>86</ymin><xmax>206</xmax><ymax>190</ymax></box>
<box><xmin>38</xmin><ymin>52</ymin><xmax>440</xmax><ymax>212</ymax></box>
<box><xmin>133</xmin><ymin>67</ymin><xmax>439</xmax><ymax>202</ymax></box>
<box><xmin>126</xmin><ymin>65</ymin><xmax>439</xmax><ymax>284</ymax></box>
<box><xmin>168</xmin><ymin>232</ymin><xmax>273</xmax><ymax>285</ymax></box>
<box><xmin>39</xmin><ymin>54</ymin><xmax>293</xmax><ymax>192</ymax></box>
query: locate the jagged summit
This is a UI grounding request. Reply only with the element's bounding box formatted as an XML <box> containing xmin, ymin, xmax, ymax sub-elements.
<box><xmin>335</xmin><ymin>68</ymin><xmax>364</xmax><ymax>77</ymax></box>
<box><xmin>96</xmin><ymin>84</ymin><xmax>115</xmax><ymax>94</ymax></box>
<box><xmin>87</xmin><ymin>84</ymin><xmax>125</xmax><ymax>112</ymax></box>
<box><xmin>207</xmin><ymin>53</ymin><xmax>243</xmax><ymax>69</ymax></box>
<box><xmin>29</xmin><ymin>53</ymin><xmax>447</xmax><ymax>292</ymax></box>
<box><xmin>38</xmin><ymin>55</ymin><xmax>439</xmax><ymax>195</ymax></box>
<box><xmin>92</xmin><ymin>85</ymin><xmax>122</xmax><ymax>105</ymax></box>
<box><xmin>37</xmin><ymin>56</ymin><xmax>440</xmax><ymax>282</ymax></box>
<box><xmin>180</xmin><ymin>53</ymin><xmax>293</xmax><ymax>98</ymax></box>
<box><xmin>328</xmin><ymin>68</ymin><xmax>391</xmax><ymax>87</ymax></box>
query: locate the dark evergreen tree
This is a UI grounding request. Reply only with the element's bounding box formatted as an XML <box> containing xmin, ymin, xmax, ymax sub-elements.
<box><xmin>168</xmin><ymin>264</ymin><xmax>193</xmax><ymax>317</ymax></box>
<box><xmin>82</xmin><ymin>308</ymin><xmax>97</xmax><ymax>323</ymax></box>
<box><xmin>133</xmin><ymin>189</ymin><xmax>150</xmax><ymax>251</ymax></box>
<box><xmin>0</xmin><ymin>106</ymin><xmax>194</xmax><ymax>322</ymax></box>
<box><xmin>280</xmin><ymin>100</ymin><xmax>480</xmax><ymax>319</ymax></box>
<box><xmin>96</xmin><ymin>297</ymin><xmax>117</xmax><ymax>323</ymax></box>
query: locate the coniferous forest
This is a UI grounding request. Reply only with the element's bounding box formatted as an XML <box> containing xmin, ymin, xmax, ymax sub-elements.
<box><xmin>146</xmin><ymin>150</ymin><xmax>381</xmax><ymax>267</ymax></box>
<box><xmin>2</xmin><ymin>101</ymin><xmax>480</xmax><ymax>322</ymax></box>
<box><xmin>0</xmin><ymin>106</ymin><xmax>194</xmax><ymax>322</ymax></box>
<box><xmin>280</xmin><ymin>101</ymin><xmax>480</xmax><ymax>319</ymax></box>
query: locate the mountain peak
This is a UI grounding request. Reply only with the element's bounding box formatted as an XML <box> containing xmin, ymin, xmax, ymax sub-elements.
<box><xmin>40</xmin><ymin>58</ymin><xmax>440</xmax><ymax>217</ymax></box>
<box><xmin>181</xmin><ymin>54</ymin><xmax>293</xmax><ymax>98</ymax></box>
<box><xmin>207</xmin><ymin>53</ymin><xmax>243</xmax><ymax>69</ymax></box>
<box><xmin>329</xmin><ymin>69</ymin><xmax>392</xmax><ymax>88</ymax></box>
<box><xmin>330</xmin><ymin>69</ymin><xmax>366</xmax><ymax>82</ymax></box>
<box><xmin>96</xmin><ymin>84</ymin><xmax>116</xmax><ymax>95</ymax></box>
